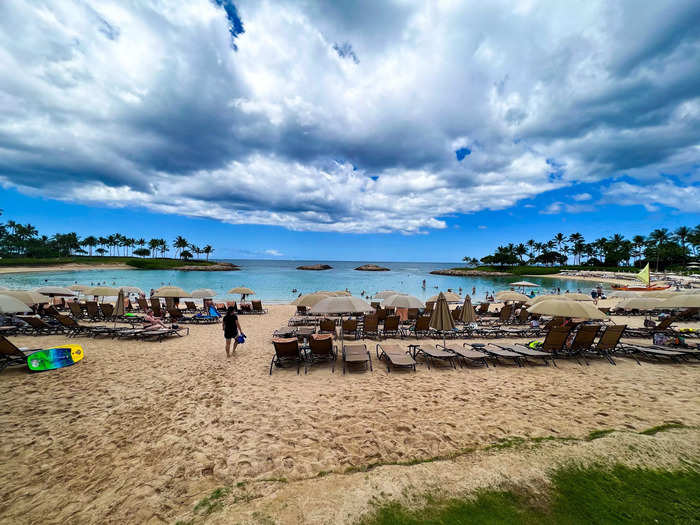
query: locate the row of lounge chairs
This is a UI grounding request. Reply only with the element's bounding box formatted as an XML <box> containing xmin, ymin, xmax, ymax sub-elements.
<box><xmin>214</xmin><ymin>301</ymin><xmax>268</xmax><ymax>314</ymax></box>
<box><xmin>270</xmin><ymin>335</ymin><xmax>373</xmax><ymax>375</ymax></box>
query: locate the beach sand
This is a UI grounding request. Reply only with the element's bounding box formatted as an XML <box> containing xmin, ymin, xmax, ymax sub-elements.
<box><xmin>0</xmin><ymin>305</ymin><xmax>698</xmax><ymax>524</ymax></box>
<box><xmin>0</xmin><ymin>263</ymin><xmax>132</xmax><ymax>275</ymax></box>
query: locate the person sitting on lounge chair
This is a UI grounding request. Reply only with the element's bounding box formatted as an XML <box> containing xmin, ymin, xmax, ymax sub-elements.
<box><xmin>144</xmin><ymin>310</ymin><xmax>168</xmax><ymax>330</ymax></box>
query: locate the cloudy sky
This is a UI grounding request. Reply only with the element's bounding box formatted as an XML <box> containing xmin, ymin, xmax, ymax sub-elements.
<box><xmin>0</xmin><ymin>0</ymin><xmax>698</xmax><ymax>260</ymax></box>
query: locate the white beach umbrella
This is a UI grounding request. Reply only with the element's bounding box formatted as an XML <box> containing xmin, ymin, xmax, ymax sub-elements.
<box><xmin>294</xmin><ymin>293</ymin><xmax>331</xmax><ymax>308</ymax></box>
<box><xmin>191</xmin><ymin>288</ymin><xmax>217</xmax><ymax>299</ymax></box>
<box><xmin>86</xmin><ymin>286</ymin><xmax>121</xmax><ymax>297</ymax></box>
<box><xmin>153</xmin><ymin>286</ymin><xmax>190</xmax><ymax>298</ymax></box>
<box><xmin>374</xmin><ymin>290</ymin><xmax>399</xmax><ymax>300</ymax></box>
<box><xmin>3</xmin><ymin>290</ymin><xmax>50</xmax><ymax>306</ymax></box>
<box><xmin>659</xmin><ymin>294</ymin><xmax>700</xmax><ymax>308</ymax></box>
<box><xmin>34</xmin><ymin>286</ymin><xmax>77</xmax><ymax>297</ymax></box>
<box><xmin>0</xmin><ymin>294</ymin><xmax>33</xmax><ymax>314</ymax></box>
<box><xmin>615</xmin><ymin>297</ymin><xmax>666</xmax><ymax>310</ymax></box>
<box><xmin>68</xmin><ymin>284</ymin><xmax>92</xmax><ymax>293</ymax></box>
<box><xmin>382</xmin><ymin>294</ymin><xmax>424</xmax><ymax>309</ymax></box>
<box><xmin>495</xmin><ymin>291</ymin><xmax>530</xmax><ymax>303</ymax></box>
<box><xmin>427</xmin><ymin>292</ymin><xmax>462</xmax><ymax>303</ymax></box>
<box><xmin>527</xmin><ymin>299</ymin><xmax>606</xmax><ymax>320</ymax></box>
<box><xmin>120</xmin><ymin>286</ymin><xmax>144</xmax><ymax>295</ymax></box>
<box><xmin>310</xmin><ymin>296</ymin><xmax>373</xmax><ymax>344</ymax></box>
<box><xmin>228</xmin><ymin>286</ymin><xmax>255</xmax><ymax>295</ymax></box>
<box><xmin>511</xmin><ymin>281</ymin><xmax>539</xmax><ymax>287</ymax></box>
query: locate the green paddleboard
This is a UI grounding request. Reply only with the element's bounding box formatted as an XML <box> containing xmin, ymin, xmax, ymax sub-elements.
<box><xmin>27</xmin><ymin>345</ymin><xmax>84</xmax><ymax>372</ymax></box>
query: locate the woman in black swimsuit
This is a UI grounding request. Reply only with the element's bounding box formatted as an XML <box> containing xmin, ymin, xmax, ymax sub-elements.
<box><xmin>223</xmin><ymin>306</ymin><xmax>244</xmax><ymax>358</ymax></box>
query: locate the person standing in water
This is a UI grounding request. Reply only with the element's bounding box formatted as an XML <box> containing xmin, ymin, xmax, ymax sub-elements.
<box><xmin>223</xmin><ymin>306</ymin><xmax>244</xmax><ymax>358</ymax></box>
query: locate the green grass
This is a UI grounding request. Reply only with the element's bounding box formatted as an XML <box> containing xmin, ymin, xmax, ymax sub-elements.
<box><xmin>125</xmin><ymin>258</ymin><xmax>216</xmax><ymax>269</ymax></box>
<box><xmin>192</xmin><ymin>487</ymin><xmax>230</xmax><ymax>516</ymax></box>
<box><xmin>358</xmin><ymin>464</ymin><xmax>700</xmax><ymax>524</ymax></box>
<box><xmin>0</xmin><ymin>255</ymin><xmax>217</xmax><ymax>270</ymax></box>
<box><xmin>639</xmin><ymin>422</ymin><xmax>686</xmax><ymax>435</ymax></box>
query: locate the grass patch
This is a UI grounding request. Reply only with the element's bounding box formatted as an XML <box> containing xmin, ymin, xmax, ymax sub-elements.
<box><xmin>585</xmin><ymin>429</ymin><xmax>616</xmax><ymax>441</ymax></box>
<box><xmin>126</xmin><ymin>258</ymin><xmax>217</xmax><ymax>270</ymax></box>
<box><xmin>193</xmin><ymin>487</ymin><xmax>230</xmax><ymax>516</ymax></box>
<box><xmin>639</xmin><ymin>422</ymin><xmax>687</xmax><ymax>435</ymax></box>
<box><xmin>0</xmin><ymin>255</ymin><xmax>218</xmax><ymax>270</ymax></box>
<box><xmin>358</xmin><ymin>464</ymin><xmax>700</xmax><ymax>524</ymax></box>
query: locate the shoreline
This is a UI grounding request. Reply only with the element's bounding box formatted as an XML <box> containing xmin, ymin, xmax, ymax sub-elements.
<box><xmin>0</xmin><ymin>263</ymin><xmax>134</xmax><ymax>275</ymax></box>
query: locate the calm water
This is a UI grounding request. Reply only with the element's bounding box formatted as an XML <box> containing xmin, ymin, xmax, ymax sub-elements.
<box><xmin>0</xmin><ymin>260</ymin><xmax>591</xmax><ymax>303</ymax></box>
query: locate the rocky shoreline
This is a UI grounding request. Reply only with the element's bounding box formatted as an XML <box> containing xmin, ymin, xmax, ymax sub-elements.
<box><xmin>296</xmin><ymin>264</ymin><xmax>333</xmax><ymax>270</ymax></box>
<box><xmin>176</xmin><ymin>263</ymin><xmax>240</xmax><ymax>271</ymax></box>
<box><xmin>430</xmin><ymin>268</ymin><xmax>511</xmax><ymax>277</ymax></box>
<box><xmin>354</xmin><ymin>264</ymin><xmax>390</xmax><ymax>271</ymax></box>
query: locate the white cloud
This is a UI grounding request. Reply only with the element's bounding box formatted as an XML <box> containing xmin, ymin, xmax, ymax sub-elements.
<box><xmin>601</xmin><ymin>181</ymin><xmax>700</xmax><ymax>212</ymax></box>
<box><xmin>264</xmin><ymin>249</ymin><xmax>283</xmax><ymax>256</ymax></box>
<box><xmin>572</xmin><ymin>192</ymin><xmax>592</xmax><ymax>201</ymax></box>
<box><xmin>478</xmin><ymin>225</ymin><xmax>487</xmax><ymax>229</ymax></box>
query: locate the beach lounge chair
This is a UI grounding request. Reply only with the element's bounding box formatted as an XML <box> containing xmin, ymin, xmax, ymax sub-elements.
<box><xmin>18</xmin><ymin>316</ymin><xmax>64</xmax><ymax>336</ymax></box>
<box><xmin>306</xmin><ymin>334</ymin><xmax>337</xmax><ymax>373</ymax></box>
<box><xmin>436</xmin><ymin>343</ymin><xmax>489</xmax><ymax>368</ymax></box>
<box><xmin>465</xmin><ymin>342</ymin><xmax>525</xmax><ymax>367</ymax></box>
<box><xmin>424</xmin><ymin>301</ymin><xmax>435</xmax><ymax>315</ymax></box>
<box><xmin>252</xmin><ymin>300</ymin><xmax>267</xmax><ymax>314</ymax></box>
<box><xmin>361</xmin><ymin>315</ymin><xmax>379</xmax><ymax>339</ymax></box>
<box><xmin>476</xmin><ymin>303</ymin><xmax>489</xmax><ymax>315</ymax></box>
<box><xmin>100</xmin><ymin>303</ymin><xmax>114</xmax><ymax>319</ymax></box>
<box><xmin>342</xmin><ymin>343</ymin><xmax>372</xmax><ymax>374</ymax></box>
<box><xmin>270</xmin><ymin>337</ymin><xmax>305</xmax><ymax>374</ymax></box>
<box><xmin>136</xmin><ymin>298</ymin><xmax>149</xmax><ymax>311</ymax></box>
<box><xmin>56</xmin><ymin>315</ymin><xmax>114</xmax><ymax>338</ymax></box>
<box><xmin>136</xmin><ymin>326</ymin><xmax>189</xmax><ymax>342</ymax></box>
<box><xmin>587</xmin><ymin>325</ymin><xmax>626</xmax><ymax>365</ymax></box>
<box><xmin>86</xmin><ymin>301</ymin><xmax>102</xmax><ymax>321</ymax></box>
<box><xmin>492</xmin><ymin>342</ymin><xmax>555</xmax><ymax>367</ymax></box>
<box><xmin>341</xmin><ymin>319</ymin><xmax>358</xmax><ymax>340</ymax></box>
<box><xmin>622</xmin><ymin>343</ymin><xmax>687</xmax><ymax>364</ymax></box>
<box><xmin>318</xmin><ymin>318</ymin><xmax>336</xmax><ymax>336</ymax></box>
<box><xmin>625</xmin><ymin>317</ymin><xmax>674</xmax><ymax>338</ymax></box>
<box><xmin>375</xmin><ymin>343</ymin><xmax>416</xmax><ymax>372</ymax></box>
<box><xmin>559</xmin><ymin>325</ymin><xmax>600</xmax><ymax>364</ymax></box>
<box><xmin>296</xmin><ymin>305</ymin><xmax>308</xmax><ymax>316</ymax></box>
<box><xmin>68</xmin><ymin>302</ymin><xmax>84</xmax><ymax>319</ymax></box>
<box><xmin>407</xmin><ymin>308</ymin><xmax>419</xmax><ymax>321</ymax></box>
<box><xmin>150</xmin><ymin>298</ymin><xmax>163</xmax><ymax>317</ymax></box>
<box><xmin>191</xmin><ymin>305</ymin><xmax>221</xmax><ymax>324</ymax></box>
<box><xmin>381</xmin><ymin>316</ymin><xmax>401</xmax><ymax>338</ymax></box>
<box><xmin>185</xmin><ymin>301</ymin><xmax>198</xmax><ymax>312</ymax></box>
<box><xmin>0</xmin><ymin>336</ymin><xmax>41</xmax><ymax>372</ymax></box>
<box><xmin>406</xmin><ymin>316</ymin><xmax>431</xmax><ymax>339</ymax></box>
<box><xmin>376</xmin><ymin>308</ymin><xmax>388</xmax><ymax>322</ymax></box>
<box><xmin>408</xmin><ymin>344</ymin><xmax>457</xmax><ymax>370</ymax></box>
<box><xmin>516</xmin><ymin>308</ymin><xmax>529</xmax><ymax>324</ymax></box>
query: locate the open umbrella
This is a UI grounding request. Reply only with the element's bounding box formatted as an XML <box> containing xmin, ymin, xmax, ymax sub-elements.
<box><xmin>35</xmin><ymin>286</ymin><xmax>77</xmax><ymax>297</ymax></box>
<box><xmin>3</xmin><ymin>290</ymin><xmax>50</xmax><ymax>306</ymax></box>
<box><xmin>615</xmin><ymin>297</ymin><xmax>666</xmax><ymax>310</ymax></box>
<box><xmin>86</xmin><ymin>286</ymin><xmax>121</xmax><ymax>297</ymax></box>
<box><xmin>428</xmin><ymin>292</ymin><xmax>462</xmax><ymax>303</ymax></box>
<box><xmin>494</xmin><ymin>291</ymin><xmax>530</xmax><ymax>303</ymax></box>
<box><xmin>294</xmin><ymin>293</ymin><xmax>331</xmax><ymax>307</ymax></box>
<box><xmin>382</xmin><ymin>294</ymin><xmax>424</xmax><ymax>309</ymax></box>
<box><xmin>374</xmin><ymin>290</ymin><xmax>399</xmax><ymax>300</ymax></box>
<box><xmin>511</xmin><ymin>281</ymin><xmax>539</xmax><ymax>287</ymax></box>
<box><xmin>68</xmin><ymin>284</ymin><xmax>92</xmax><ymax>293</ymax></box>
<box><xmin>527</xmin><ymin>299</ymin><xmax>606</xmax><ymax>320</ymax></box>
<box><xmin>228</xmin><ymin>286</ymin><xmax>255</xmax><ymax>295</ymax></box>
<box><xmin>429</xmin><ymin>292</ymin><xmax>455</xmax><ymax>347</ymax></box>
<box><xmin>459</xmin><ymin>295</ymin><xmax>476</xmax><ymax>323</ymax></box>
<box><xmin>191</xmin><ymin>288</ymin><xmax>217</xmax><ymax>299</ymax></box>
<box><xmin>659</xmin><ymin>294</ymin><xmax>700</xmax><ymax>308</ymax></box>
<box><xmin>120</xmin><ymin>286</ymin><xmax>144</xmax><ymax>295</ymax></box>
<box><xmin>526</xmin><ymin>293</ymin><xmax>592</xmax><ymax>306</ymax></box>
<box><xmin>310</xmin><ymin>296</ymin><xmax>373</xmax><ymax>344</ymax></box>
<box><xmin>153</xmin><ymin>286</ymin><xmax>190</xmax><ymax>298</ymax></box>
<box><xmin>0</xmin><ymin>294</ymin><xmax>33</xmax><ymax>314</ymax></box>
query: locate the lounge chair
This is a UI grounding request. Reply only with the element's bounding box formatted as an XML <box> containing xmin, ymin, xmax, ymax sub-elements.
<box><xmin>407</xmin><ymin>308</ymin><xmax>419</xmax><ymax>321</ymax></box>
<box><xmin>252</xmin><ymin>300</ymin><xmax>267</xmax><ymax>314</ymax></box>
<box><xmin>465</xmin><ymin>342</ymin><xmax>525</xmax><ymax>367</ymax></box>
<box><xmin>516</xmin><ymin>308</ymin><xmax>529</xmax><ymax>324</ymax></box>
<box><xmin>296</xmin><ymin>305</ymin><xmax>308</xmax><ymax>316</ymax></box>
<box><xmin>68</xmin><ymin>302</ymin><xmax>85</xmax><ymax>319</ymax></box>
<box><xmin>239</xmin><ymin>303</ymin><xmax>253</xmax><ymax>314</ymax></box>
<box><xmin>381</xmin><ymin>315</ymin><xmax>401</xmax><ymax>338</ymax></box>
<box><xmin>376</xmin><ymin>343</ymin><xmax>416</xmax><ymax>372</ymax></box>
<box><xmin>318</xmin><ymin>318</ymin><xmax>336</xmax><ymax>336</ymax></box>
<box><xmin>270</xmin><ymin>337</ymin><xmax>305</xmax><ymax>374</ymax></box>
<box><xmin>150</xmin><ymin>298</ymin><xmax>163</xmax><ymax>317</ymax></box>
<box><xmin>476</xmin><ymin>303</ymin><xmax>489</xmax><ymax>315</ymax></box>
<box><xmin>185</xmin><ymin>301</ymin><xmax>198</xmax><ymax>312</ymax></box>
<box><xmin>100</xmin><ymin>303</ymin><xmax>115</xmax><ymax>320</ymax></box>
<box><xmin>424</xmin><ymin>301</ymin><xmax>435</xmax><ymax>315</ymax></box>
<box><xmin>622</xmin><ymin>343</ymin><xmax>687</xmax><ymax>364</ymax></box>
<box><xmin>361</xmin><ymin>315</ymin><xmax>379</xmax><ymax>339</ymax></box>
<box><xmin>18</xmin><ymin>316</ymin><xmax>64</xmax><ymax>336</ymax></box>
<box><xmin>307</xmin><ymin>334</ymin><xmax>337</xmax><ymax>373</ymax></box>
<box><xmin>342</xmin><ymin>343</ymin><xmax>372</xmax><ymax>374</ymax></box>
<box><xmin>408</xmin><ymin>344</ymin><xmax>457</xmax><ymax>370</ymax></box>
<box><xmin>492</xmin><ymin>342</ymin><xmax>555</xmax><ymax>367</ymax></box>
<box><xmin>561</xmin><ymin>325</ymin><xmax>599</xmax><ymax>364</ymax></box>
<box><xmin>587</xmin><ymin>325</ymin><xmax>626</xmax><ymax>365</ymax></box>
<box><xmin>136</xmin><ymin>326</ymin><xmax>189</xmax><ymax>342</ymax></box>
<box><xmin>341</xmin><ymin>319</ymin><xmax>358</xmax><ymax>340</ymax></box>
<box><xmin>191</xmin><ymin>305</ymin><xmax>221</xmax><ymax>324</ymax></box>
<box><xmin>0</xmin><ymin>336</ymin><xmax>41</xmax><ymax>372</ymax></box>
<box><xmin>625</xmin><ymin>317</ymin><xmax>674</xmax><ymax>338</ymax></box>
<box><xmin>56</xmin><ymin>315</ymin><xmax>114</xmax><ymax>338</ymax></box>
<box><xmin>406</xmin><ymin>316</ymin><xmax>431</xmax><ymax>339</ymax></box>
<box><xmin>436</xmin><ymin>343</ymin><xmax>489</xmax><ymax>368</ymax></box>
<box><xmin>86</xmin><ymin>301</ymin><xmax>102</xmax><ymax>321</ymax></box>
<box><xmin>136</xmin><ymin>298</ymin><xmax>150</xmax><ymax>311</ymax></box>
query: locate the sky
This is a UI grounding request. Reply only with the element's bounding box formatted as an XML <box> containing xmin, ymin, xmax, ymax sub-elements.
<box><xmin>0</xmin><ymin>0</ymin><xmax>699</xmax><ymax>262</ymax></box>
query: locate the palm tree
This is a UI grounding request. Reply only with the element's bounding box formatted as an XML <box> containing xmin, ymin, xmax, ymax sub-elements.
<box><xmin>568</xmin><ymin>233</ymin><xmax>584</xmax><ymax>264</ymax></box>
<box><xmin>203</xmin><ymin>245</ymin><xmax>214</xmax><ymax>261</ymax></box>
<box><xmin>649</xmin><ymin>228</ymin><xmax>670</xmax><ymax>271</ymax></box>
<box><xmin>674</xmin><ymin>226</ymin><xmax>690</xmax><ymax>265</ymax></box>
<box><xmin>514</xmin><ymin>243</ymin><xmax>527</xmax><ymax>265</ymax></box>
<box><xmin>553</xmin><ymin>233</ymin><xmax>566</xmax><ymax>253</ymax></box>
<box><xmin>631</xmin><ymin>235</ymin><xmax>646</xmax><ymax>264</ymax></box>
<box><xmin>173</xmin><ymin>236</ymin><xmax>189</xmax><ymax>258</ymax></box>
<box><xmin>148</xmin><ymin>238</ymin><xmax>160</xmax><ymax>258</ymax></box>
<box><xmin>81</xmin><ymin>236</ymin><xmax>98</xmax><ymax>256</ymax></box>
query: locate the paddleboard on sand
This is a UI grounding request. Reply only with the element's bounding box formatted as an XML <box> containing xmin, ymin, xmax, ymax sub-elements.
<box><xmin>27</xmin><ymin>345</ymin><xmax>84</xmax><ymax>372</ymax></box>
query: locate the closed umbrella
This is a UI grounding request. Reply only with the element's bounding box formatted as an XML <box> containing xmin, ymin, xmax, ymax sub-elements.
<box><xmin>114</xmin><ymin>289</ymin><xmax>125</xmax><ymax>317</ymax></box>
<box><xmin>659</xmin><ymin>294</ymin><xmax>700</xmax><ymax>308</ymax></box>
<box><xmin>3</xmin><ymin>290</ymin><xmax>50</xmax><ymax>306</ymax></box>
<box><xmin>527</xmin><ymin>299</ymin><xmax>606</xmax><ymax>320</ymax></box>
<box><xmin>429</xmin><ymin>292</ymin><xmax>455</xmax><ymax>347</ymax></box>
<box><xmin>153</xmin><ymin>286</ymin><xmax>190</xmax><ymax>298</ymax></box>
<box><xmin>495</xmin><ymin>291</ymin><xmax>530</xmax><ymax>303</ymax></box>
<box><xmin>428</xmin><ymin>292</ymin><xmax>462</xmax><ymax>303</ymax></box>
<box><xmin>191</xmin><ymin>288</ymin><xmax>217</xmax><ymax>299</ymax></box>
<box><xmin>382</xmin><ymin>294</ymin><xmax>424</xmax><ymax>309</ymax></box>
<box><xmin>459</xmin><ymin>295</ymin><xmax>476</xmax><ymax>323</ymax></box>
<box><xmin>310</xmin><ymin>296</ymin><xmax>373</xmax><ymax>343</ymax></box>
<box><xmin>0</xmin><ymin>294</ymin><xmax>32</xmax><ymax>314</ymax></box>
<box><xmin>35</xmin><ymin>286</ymin><xmax>77</xmax><ymax>297</ymax></box>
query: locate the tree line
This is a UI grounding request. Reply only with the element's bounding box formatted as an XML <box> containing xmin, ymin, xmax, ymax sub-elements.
<box><xmin>0</xmin><ymin>213</ymin><xmax>214</xmax><ymax>261</ymax></box>
<box><xmin>464</xmin><ymin>226</ymin><xmax>700</xmax><ymax>271</ymax></box>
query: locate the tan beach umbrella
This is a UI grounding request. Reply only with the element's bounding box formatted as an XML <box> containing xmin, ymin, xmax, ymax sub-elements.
<box><xmin>3</xmin><ymin>290</ymin><xmax>50</xmax><ymax>306</ymax></box>
<box><xmin>68</xmin><ymin>284</ymin><xmax>92</xmax><ymax>292</ymax></box>
<box><xmin>495</xmin><ymin>291</ymin><xmax>530</xmax><ymax>303</ymax></box>
<box><xmin>615</xmin><ymin>297</ymin><xmax>666</xmax><ymax>310</ymax></box>
<box><xmin>511</xmin><ymin>281</ymin><xmax>539</xmax><ymax>287</ymax></box>
<box><xmin>527</xmin><ymin>294</ymin><xmax>592</xmax><ymax>306</ymax></box>
<box><xmin>191</xmin><ymin>288</ymin><xmax>217</xmax><ymax>299</ymax></box>
<box><xmin>374</xmin><ymin>290</ymin><xmax>399</xmax><ymax>299</ymax></box>
<box><xmin>153</xmin><ymin>286</ymin><xmax>190</xmax><ymax>298</ymax></box>
<box><xmin>333</xmin><ymin>290</ymin><xmax>352</xmax><ymax>296</ymax></box>
<box><xmin>459</xmin><ymin>295</ymin><xmax>476</xmax><ymax>323</ymax></box>
<box><xmin>228</xmin><ymin>286</ymin><xmax>255</xmax><ymax>295</ymax></box>
<box><xmin>86</xmin><ymin>286</ymin><xmax>121</xmax><ymax>297</ymax></box>
<box><xmin>294</xmin><ymin>293</ymin><xmax>332</xmax><ymax>307</ymax></box>
<box><xmin>659</xmin><ymin>294</ymin><xmax>700</xmax><ymax>308</ymax></box>
<box><xmin>114</xmin><ymin>289</ymin><xmax>125</xmax><ymax>317</ymax></box>
<box><xmin>34</xmin><ymin>286</ymin><xmax>77</xmax><ymax>297</ymax></box>
<box><xmin>527</xmin><ymin>299</ymin><xmax>606</xmax><ymax>320</ymax></box>
<box><xmin>120</xmin><ymin>286</ymin><xmax>143</xmax><ymax>295</ymax></box>
<box><xmin>0</xmin><ymin>294</ymin><xmax>33</xmax><ymax>314</ymax></box>
<box><xmin>310</xmin><ymin>296</ymin><xmax>373</xmax><ymax>315</ymax></box>
<box><xmin>382</xmin><ymin>294</ymin><xmax>424</xmax><ymax>309</ymax></box>
<box><xmin>428</xmin><ymin>292</ymin><xmax>462</xmax><ymax>303</ymax></box>
<box><xmin>430</xmin><ymin>292</ymin><xmax>455</xmax><ymax>347</ymax></box>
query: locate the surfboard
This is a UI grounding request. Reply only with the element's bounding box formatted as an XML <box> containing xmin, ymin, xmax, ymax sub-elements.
<box><xmin>27</xmin><ymin>344</ymin><xmax>84</xmax><ymax>372</ymax></box>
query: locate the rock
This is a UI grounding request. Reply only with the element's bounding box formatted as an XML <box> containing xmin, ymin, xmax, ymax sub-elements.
<box><xmin>176</xmin><ymin>263</ymin><xmax>240</xmax><ymax>271</ymax></box>
<box><xmin>430</xmin><ymin>269</ymin><xmax>511</xmax><ymax>277</ymax></box>
<box><xmin>296</xmin><ymin>264</ymin><xmax>333</xmax><ymax>270</ymax></box>
<box><xmin>354</xmin><ymin>264</ymin><xmax>390</xmax><ymax>271</ymax></box>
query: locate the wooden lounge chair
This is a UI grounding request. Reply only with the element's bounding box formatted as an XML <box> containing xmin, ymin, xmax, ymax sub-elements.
<box><xmin>0</xmin><ymin>336</ymin><xmax>41</xmax><ymax>372</ymax></box>
<box><xmin>361</xmin><ymin>315</ymin><xmax>379</xmax><ymax>339</ymax></box>
<box><xmin>341</xmin><ymin>319</ymin><xmax>358</xmax><ymax>340</ymax></box>
<box><xmin>68</xmin><ymin>302</ymin><xmax>84</xmax><ymax>319</ymax></box>
<box><xmin>307</xmin><ymin>334</ymin><xmax>337</xmax><ymax>373</ymax></box>
<box><xmin>587</xmin><ymin>325</ymin><xmax>626</xmax><ymax>365</ymax></box>
<box><xmin>319</xmin><ymin>318</ymin><xmax>336</xmax><ymax>336</ymax></box>
<box><xmin>375</xmin><ymin>343</ymin><xmax>416</xmax><ymax>372</ymax></box>
<box><xmin>436</xmin><ymin>344</ymin><xmax>489</xmax><ymax>368</ymax></box>
<box><xmin>466</xmin><ymin>342</ymin><xmax>525</xmax><ymax>367</ymax></box>
<box><xmin>406</xmin><ymin>316</ymin><xmax>431</xmax><ymax>339</ymax></box>
<box><xmin>136</xmin><ymin>326</ymin><xmax>189</xmax><ymax>342</ymax></box>
<box><xmin>493</xmin><ymin>342</ymin><xmax>555</xmax><ymax>367</ymax></box>
<box><xmin>185</xmin><ymin>301</ymin><xmax>198</xmax><ymax>312</ymax></box>
<box><xmin>252</xmin><ymin>300</ymin><xmax>267</xmax><ymax>314</ymax></box>
<box><xmin>56</xmin><ymin>315</ymin><xmax>113</xmax><ymax>338</ymax></box>
<box><xmin>381</xmin><ymin>316</ymin><xmax>401</xmax><ymax>338</ymax></box>
<box><xmin>342</xmin><ymin>343</ymin><xmax>372</xmax><ymax>374</ymax></box>
<box><xmin>408</xmin><ymin>344</ymin><xmax>457</xmax><ymax>370</ymax></box>
<box><xmin>18</xmin><ymin>316</ymin><xmax>64</xmax><ymax>336</ymax></box>
<box><xmin>561</xmin><ymin>325</ymin><xmax>599</xmax><ymax>364</ymax></box>
<box><xmin>270</xmin><ymin>337</ymin><xmax>305</xmax><ymax>374</ymax></box>
<box><xmin>622</xmin><ymin>343</ymin><xmax>687</xmax><ymax>364</ymax></box>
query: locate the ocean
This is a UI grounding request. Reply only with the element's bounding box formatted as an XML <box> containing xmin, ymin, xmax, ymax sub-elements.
<box><xmin>0</xmin><ymin>259</ymin><xmax>591</xmax><ymax>302</ymax></box>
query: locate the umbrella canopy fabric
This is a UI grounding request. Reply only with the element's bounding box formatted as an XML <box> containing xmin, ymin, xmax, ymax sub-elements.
<box><xmin>293</xmin><ymin>293</ymin><xmax>331</xmax><ymax>307</ymax></box>
<box><xmin>511</xmin><ymin>281</ymin><xmax>539</xmax><ymax>287</ymax></box>
<box><xmin>114</xmin><ymin>289</ymin><xmax>126</xmax><ymax>317</ymax></box>
<box><xmin>374</xmin><ymin>290</ymin><xmax>399</xmax><ymax>300</ymax></box>
<box><xmin>228</xmin><ymin>287</ymin><xmax>255</xmax><ymax>295</ymax></box>
<box><xmin>0</xmin><ymin>294</ymin><xmax>33</xmax><ymax>314</ymax></box>
<box><xmin>429</xmin><ymin>292</ymin><xmax>456</xmax><ymax>331</ymax></box>
<box><xmin>68</xmin><ymin>284</ymin><xmax>92</xmax><ymax>292</ymax></box>
<box><xmin>615</xmin><ymin>297</ymin><xmax>666</xmax><ymax>310</ymax></box>
<box><xmin>495</xmin><ymin>291</ymin><xmax>530</xmax><ymax>302</ymax></box>
<box><xmin>310</xmin><ymin>296</ymin><xmax>373</xmax><ymax>314</ymax></box>
<box><xmin>428</xmin><ymin>292</ymin><xmax>462</xmax><ymax>303</ymax></box>
<box><xmin>120</xmin><ymin>286</ymin><xmax>144</xmax><ymax>295</ymax></box>
<box><xmin>527</xmin><ymin>299</ymin><xmax>606</xmax><ymax>320</ymax></box>
<box><xmin>382</xmin><ymin>294</ymin><xmax>424</xmax><ymax>309</ymax></box>
<box><xmin>3</xmin><ymin>290</ymin><xmax>50</xmax><ymax>306</ymax></box>
<box><xmin>153</xmin><ymin>286</ymin><xmax>190</xmax><ymax>298</ymax></box>
<box><xmin>34</xmin><ymin>286</ymin><xmax>77</xmax><ymax>297</ymax></box>
<box><xmin>659</xmin><ymin>294</ymin><xmax>700</xmax><ymax>308</ymax></box>
<box><xmin>333</xmin><ymin>290</ymin><xmax>352</xmax><ymax>296</ymax></box>
<box><xmin>191</xmin><ymin>288</ymin><xmax>217</xmax><ymax>299</ymax></box>
<box><xmin>526</xmin><ymin>293</ymin><xmax>592</xmax><ymax>305</ymax></box>
<box><xmin>459</xmin><ymin>295</ymin><xmax>476</xmax><ymax>323</ymax></box>
<box><xmin>86</xmin><ymin>286</ymin><xmax>121</xmax><ymax>297</ymax></box>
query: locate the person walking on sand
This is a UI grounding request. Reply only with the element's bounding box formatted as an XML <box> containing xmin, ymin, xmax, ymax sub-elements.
<box><xmin>223</xmin><ymin>306</ymin><xmax>244</xmax><ymax>358</ymax></box>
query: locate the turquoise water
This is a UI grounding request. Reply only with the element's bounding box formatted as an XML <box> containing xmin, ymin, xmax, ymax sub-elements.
<box><xmin>0</xmin><ymin>260</ymin><xmax>590</xmax><ymax>303</ymax></box>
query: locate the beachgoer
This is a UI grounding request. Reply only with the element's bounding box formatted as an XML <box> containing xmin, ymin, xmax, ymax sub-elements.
<box><xmin>149</xmin><ymin>288</ymin><xmax>155</xmax><ymax>297</ymax></box>
<box><xmin>223</xmin><ymin>306</ymin><xmax>244</xmax><ymax>358</ymax></box>
<box><xmin>144</xmin><ymin>310</ymin><xmax>167</xmax><ymax>329</ymax></box>
<box><xmin>590</xmin><ymin>288</ymin><xmax>598</xmax><ymax>304</ymax></box>
<box><xmin>472</xmin><ymin>287</ymin><xmax>476</xmax><ymax>295</ymax></box>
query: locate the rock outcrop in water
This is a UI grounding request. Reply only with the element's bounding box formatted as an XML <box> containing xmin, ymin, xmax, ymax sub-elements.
<box><xmin>296</xmin><ymin>264</ymin><xmax>333</xmax><ymax>270</ymax></box>
<box><xmin>354</xmin><ymin>264</ymin><xmax>390</xmax><ymax>271</ymax></box>
<box><xmin>430</xmin><ymin>268</ymin><xmax>510</xmax><ymax>276</ymax></box>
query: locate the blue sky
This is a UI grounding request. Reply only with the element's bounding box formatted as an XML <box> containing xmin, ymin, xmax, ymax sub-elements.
<box><xmin>0</xmin><ymin>1</ymin><xmax>698</xmax><ymax>261</ymax></box>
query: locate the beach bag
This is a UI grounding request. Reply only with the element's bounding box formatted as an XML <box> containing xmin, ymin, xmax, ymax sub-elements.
<box><xmin>528</xmin><ymin>340</ymin><xmax>542</xmax><ymax>349</ymax></box>
<box><xmin>236</xmin><ymin>333</ymin><xmax>246</xmax><ymax>344</ymax></box>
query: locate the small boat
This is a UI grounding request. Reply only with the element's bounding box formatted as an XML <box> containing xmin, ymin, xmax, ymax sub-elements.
<box><xmin>611</xmin><ymin>263</ymin><xmax>671</xmax><ymax>291</ymax></box>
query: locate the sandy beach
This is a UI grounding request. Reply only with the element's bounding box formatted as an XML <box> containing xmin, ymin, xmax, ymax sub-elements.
<box><xmin>0</xmin><ymin>263</ymin><xmax>133</xmax><ymax>275</ymax></box>
<box><xmin>1</xmin><ymin>304</ymin><xmax>699</xmax><ymax>524</ymax></box>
